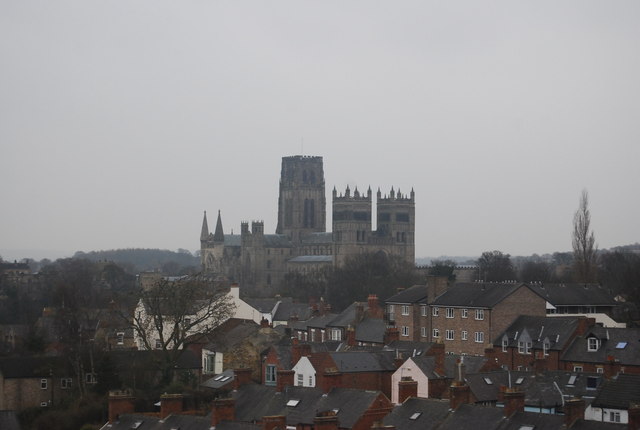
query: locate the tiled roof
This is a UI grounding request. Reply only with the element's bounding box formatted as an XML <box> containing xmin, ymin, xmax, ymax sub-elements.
<box><xmin>436</xmin><ymin>402</ymin><xmax>505</xmax><ymax>430</ymax></box>
<box><xmin>385</xmin><ymin>285</ymin><xmax>428</xmax><ymax>304</ymax></box>
<box><xmin>107</xmin><ymin>413</ymin><xmax>212</xmax><ymax>430</ymax></box>
<box><xmin>561</xmin><ymin>327</ymin><xmax>640</xmax><ymax>366</ymax></box>
<box><xmin>493</xmin><ymin>315</ymin><xmax>584</xmax><ymax>350</ymax></box>
<box><xmin>383</xmin><ymin>397</ymin><xmax>450</xmax><ymax>430</ymax></box>
<box><xmin>591</xmin><ymin>373</ymin><xmax>640</xmax><ymax>409</ymax></box>
<box><xmin>272</xmin><ymin>300</ymin><xmax>313</xmax><ymax>322</ymax></box>
<box><xmin>527</xmin><ymin>283</ymin><xmax>617</xmax><ymax>306</ymax></box>
<box><xmin>432</xmin><ymin>282</ymin><xmax>527</xmax><ymax>308</ymax></box>
<box><xmin>355</xmin><ymin>317</ymin><xmax>385</xmax><ymax>344</ymax></box>
<box><xmin>328</xmin><ymin>351</ymin><xmax>396</xmax><ymax>372</ymax></box>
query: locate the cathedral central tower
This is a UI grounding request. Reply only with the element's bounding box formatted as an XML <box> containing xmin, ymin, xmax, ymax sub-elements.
<box><xmin>276</xmin><ymin>155</ymin><xmax>326</xmax><ymax>243</ymax></box>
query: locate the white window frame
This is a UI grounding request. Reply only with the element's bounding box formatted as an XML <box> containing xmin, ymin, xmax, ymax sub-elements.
<box><xmin>446</xmin><ymin>308</ymin><xmax>454</xmax><ymax>318</ymax></box>
<box><xmin>401</xmin><ymin>305</ymin><xmax>410</xmax><ymax>316</ymax></box>
<box><xmin>474</xmin><ymin>331</ymin><xmax>484</xmax><ymax>343</ymax></box>
<box><xmin>60</xmin><ymin>378</ymin><xmax>72</xmax><ymax>389</ymax></box>
<box><xmin>502</xmin><ymin>338</ymin><xmax>509</xmax><ymax>352</ymax></box>
<box><xmin>432</xmin><ymin>328</ymin><xmax>440</xmax><ymax>338</ymax></box>
<box><xmin>86</xmin><ymin>373</ymin><xmax>97</xmax><ymax>384</ymax></box>
<box><xmin>461</xmin><ymin>330</ymin><xmax>468</xmax><ymax>341</ymax></box>
<box><xmin>461</xmin><ymin>308</ymin><xmax>468</xmax><ymax>318</ymax></box>
<box><xmin>116</xmin><ymin>332</ymin><xmax>125</xmax><ymax>345</ymax></box>
<box><xmin>331</xmin><ymin>328</ymin><xmax>341</xmax><ymax>341</ymax></box>
<box><xmin>573</xmin><ymin>365</ymin><xmax>583</xmax><ymax>372</ymax></box>
<box><xmin>297</xmin><ymin>373</ymin><xmax>303</xmax><ymax>386</ymax></box>
<box><xmin>446</xmin><ymin>329</ymin><xmax>454</xmax><ymax>340</ymax></box>
<box><xmin>40</xmin><ymin>379</ymin><xmax>48</xmax><ymax>390</ymax></box>
<box><xmin>421</xmin><ymin>306</ymin><xmax>428</xmax><ymax>317</ymax></box>
<box><xmin>265</xmin><ymin>364</ymin><xmax>277</xmax><ymax>386</ymax></box>
<box><xmin>610</xmin><ymin>411</ymin><xmax>621</xmax><ymax>423</ymax></box>
<box><xmin>588</xmin><ymin>337</ymin><xmax>599</xmax><ymax>352</ymax></box>
<box><xmin>475</xmin><ymin>309</ymin><xmax>484</xmax><ymax>320</ymax></box>
<box><xmin>432</xmin><ymin>307</ymin><xmax>439</xmax><ymax>317</ymax></box>
<box><xmin>401</xmin><ymin>326</ymin><xmax>410</xmax><ymax>337</ymax></box>
<box><xmin>155</xmin><ymin>339</ymin><xmax>162</xmax><ymax>349</ymax></box>
<box><xmin>421</xmin><ymin>327</ymin><xmax>427</xmax><ymax>337</ymax></box>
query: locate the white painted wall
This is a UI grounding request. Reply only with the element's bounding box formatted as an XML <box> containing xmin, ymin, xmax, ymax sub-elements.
<box><xmin>292</xmin><ymin>356</ymin><xmax>316</xmax><ymax>387</ymax></box>
<box><xmin>390</xmin><ymin>358</ymin><xmax>430</xmax><ymax>404</ymax></box>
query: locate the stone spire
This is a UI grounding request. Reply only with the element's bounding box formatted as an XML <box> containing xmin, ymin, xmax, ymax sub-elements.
<box><xmin>213</xmin><ymin>210</ymin><xmax>225</xmax><ymax>243</ymax></box>
<box><xmin>200</xmin><ymin>211</ymin><xmax>209</xmax><ymax>241</ymax></box>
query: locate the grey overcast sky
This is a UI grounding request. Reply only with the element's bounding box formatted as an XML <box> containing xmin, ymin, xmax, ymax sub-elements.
<box><xmin>1</xmin><ymin>1</ymin><xmax>639</xmax><ymax>262</ymax></box>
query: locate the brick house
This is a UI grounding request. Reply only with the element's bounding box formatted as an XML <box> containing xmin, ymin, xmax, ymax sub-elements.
<box><xmin>0</xmin><ymin>356</ymin><xmax>74</xmax><ymax>411</ymax></box>
<box><xmin>560</xmin><ymin>326</ymin><xmax>640</xmax><ymax>377</ymax></box>
<box><xmin>486</xmin><ymin>315</ymin><xmax>595</xmax><ymax>371</ymax></box>
<box><xmin>429</xmin><ymin>282</ymin><xmax>546</xmax><ymax>355</ymax></box>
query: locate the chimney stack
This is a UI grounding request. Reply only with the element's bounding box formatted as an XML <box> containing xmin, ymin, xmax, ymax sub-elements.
<box><xmin>233</xmin><ymin>368</ymin><xmax>253</xmax><ymax>390</ymax></box>
<box><xmin>426</xmin><ymin>341</ymin><xmax>445</xmax><ymax>376</ymax></box>
<box><xmin>277</xmin><ymin>369</ymin><xmax>295</xmax><ymax>392</ymax></box>
<box><xmin>368</xmin><ymin>295</ymin><xmax>383</xmax><ymax>319</ymax></box>
<box><xmin>398</xmin><ymin>377</ymin><xmax>418</xmax><ymax>404</ymax></box>
<box><xmin>212</xmin><ymin>398</ymin><xmax>235</xmax><ymax>426</ymax></box>
<box><xmin>263</xmin><ymin>415</ymin><xmax>286</xmax><ymax>430</ymax></box>
<box><xmin>449</xmin><ymin>381</ymin><xmax>470</xmax><ymax>410</ymax></box>
<box><xmin>384</xmin><ymin>327</ymin><xmax>400</xmax><ymax>344</ymax></box>
<box><xmin>314</xmin><ymin>410</ymin><xmax>339</xmax><ymax>430</ymax></box>
<box><xmin>160</xmin><ymin>393</ymin><xmax>183</xmax><ymax>419</ymax></box>
<box><xmin>322</xmin><ymin>369</ymin><xmax>341</xmax><ymax>393</ymax></box>
<box><xmin>108</xmin><ymin>390</ymin><xmax>135</xmax><ymax>424</ymax></box>
<box><xmin>346</xmin><ymin>326</ymin><xmax>356</xmax><ymax>347</ymax></box>
<box><xmin>292</xmin><ymin>342</ymin><xmax>312</xmax><ymax>365</ymax></box>
<box><xmin>563</xmin><ymin>398</ymin><xmax>585</xmax><ymax>428</ymax></box>
<box><xmin>502</xmin><ymin>388</ymin><xmax>525</xmax><ymax>417</ymax></box>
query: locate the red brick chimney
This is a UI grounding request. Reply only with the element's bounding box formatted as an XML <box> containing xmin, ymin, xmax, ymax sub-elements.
<box><xmin>160</xmin><ymin>393</ymin><xmax>183</xmax><ymax>419</ymax></box>
<box><xmin>276</xmin><ymin>369</ymin><xmax>295</xmax><ymax>392</ymax></box>
<box><xmin>292</xmin><ymin>343</ymin><xmax>312</xmax><ymax>365</ymax></box>
<box><xmin>628</xmin><ymin>402</ymin><xmax>640</xmax><ymax>430</ymax></box>
<box><xmin>260</xmin><ymin>317</ymin><xmax>271</xmax><ymax>328</ymax></box>
<box><xmin>212</xmin><ymin>398</ymin><xmax>235</xmax><ymax>426</ymax></box>
<box><xmin>322</xmin><ymin>369</ymin><xmax>341</xmax><ymax>393</ymax></box>
<box><xmin>426</xmin><ymin>341</ymin><xmax>445</xmax><ymax>376</ymax></box>
<box><xmin>233</xmin><ymin>368</ymin><xmax>253</xmax><ymax>389</ymax></box>
<box><xmin>263</xmin><ymin>415</ymin><xmax>286</xmax><ymax>430</ymax></box>
<box><xmin>346</xmin><ymin>326</ymin><xmax>356</xmax><ymax>347</ymax></box>
<box><xmin>384</xmin><ymin>327</ymin><xmax>399</xmax><ymax>344</ymax></box>
<box><xmin>503</xmin><ymin>388</ymin><xmax>525</xmax><ymax>417</ymax></box>
<box><xmin>576</xmin><ymin>317</ymin><xmax>596</xmax><ymax>336</ymax></box>
<box><xmin>398</xmin><ymin>377</ymin><xmax>418</xmax><ymax>404</ymax></box>
<box><xmin>355</xmin><ymin>302</ymin><xmax>365</xmax><ymax>322</ymax></box>
<box><xmin>108</xmin><ymin>390</ymin><xmax>135</xmax><ymax>424</ymax></box>
<box><xmin>563</xmin><ymin>398</ymin><xmax>585</xmax><ymax>427</ymax></box>
<box><xmin>314</xmin><ymin>410</ymin><xmax>339</xmax><ymax>430</ymax></box>
<box><xmin>449</xmin><ymin>381</ymin><xmax>470</xmax><ymax>410</ymax></box>
<box><xmin>368</xmin><ymin>295</ymin><xmax>383</xmax><ymax>319</ymax></box>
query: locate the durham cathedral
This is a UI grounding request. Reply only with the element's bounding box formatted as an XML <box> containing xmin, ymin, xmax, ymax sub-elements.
<box><xmin>200</xmin><ymin>155</ymin><xmax>415</xmax><ymax>295</ymax></box>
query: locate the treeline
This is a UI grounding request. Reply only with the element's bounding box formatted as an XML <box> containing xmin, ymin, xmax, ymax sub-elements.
<box><xmin>73</xmin><ymin>248</ymin><xmax>200</xmax><ymax>275</ymax></box>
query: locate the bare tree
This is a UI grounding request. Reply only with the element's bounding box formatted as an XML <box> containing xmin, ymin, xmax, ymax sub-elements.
<box><xmin>572</xmin><ymin>189</ymin><xmax>597</xmax><ymax>283</ymax></box>
<box><xmin>477</xmin><ymin>250</ymin><xmax>515</xmax><ymax>282</ymax></box>
<box><xmin>130</xmin><ymin>275</ymin><xmax>235</xmax><ymax>384</ymax></box>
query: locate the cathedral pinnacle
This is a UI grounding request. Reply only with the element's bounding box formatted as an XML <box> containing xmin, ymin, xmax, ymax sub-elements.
<box><xmin>200</xmin><ymin>211</ymin><xmax>209</xmax><ymax>241</ymax></box>
<box><xmin>213</xmin><ymin>210</ymin><xmax>225</xmax><ymax>242</ymax></box>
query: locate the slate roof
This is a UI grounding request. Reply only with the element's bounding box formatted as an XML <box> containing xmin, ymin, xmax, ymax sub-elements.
<box><xmin>295</xmin><ymin>387</ymin><xmax>384</xmax><ymax>429</ymax></box>
<box><xmin>591</xmin><ymin>373</ymin><xmax>640</xmax><ymax>409</ymax></box>
<box><xmin>385</xmin><ymin>285</ymin><xmax>428</xmax><ymax>304</ymax></box>
<box><xmin>561</xmin><ymin>326</ymin><xmax>640</xmax><ymax>365</ymax></box>
<box><xmin>499</xmin><ymin>411</ymin><xmax>565</xmax><ymax>430</ymax></box>
<box><xmin>303</xmin><ymin>313</ymin><xmax>339</xmax><ymax>330</ymax></box>
<box><xmin>201</xmin><ymin>369</ymin><xmax>235</xmax><ymax>389</ymax></box>
<box><xmin>443</xmin><ymin>355</ymin><xmax>487</xmax><ymax>377</ymax></box>
<box><xmin>383</xmin><ymin>397</ymin><xmax>451</xmax><ymax>430</ymax></box>
<box><xmin>355</xmin><ymin>317</ymin><xmax>385</xmax><ymax>344</ymax></box>
<box><xmin>432</xmin><ymin>282</ymin><xmax>527</xmax><ymax>308</ymax></box>
<box><xmin>436</xmin><ymin>402</ymin><xmax>506</xmax><ymax>430</ymax></box>
<box><xmin>263</xmin><ymin>234</ymin><xmax>294</xmax><ymax>248</ymax></box>
<box><xmin>384</xmin><ymin>341</ymin><xmax>435</xmax><ymax>359</ymax></box>
<box><xmin>493</xmin><ymin>315</ymin><xmax>584</xmax><ymax>351</ymax></box>
<box><xmin>300</xmin><ymin>232</ymin><xmax>333</xmax><ymax>244</ymax></box>
<box><xmin>328</xmin><ymin>351</ymin><xmax>396</xmax><ymax>373</ymax></box>
<box><xmin>223</xmin><ymin>234</ymin><xmax>241</xmax><ymax>247</ymax></box>
<box><xmin>327</xmin><ymin>302</ymin><xmax>360</xmax><ymax>327</ymax></box>
<box><xmin>272</xmin><ymin>299</ymin><xmax>313</xmax><ymax>322</ymax></box>
<box><xmin>243</xmin><ymin>297</ymin><xmax>278</xmax><ymax>313</ymax></box>
<box><xmin>104</xmin><ymin>413</ymin><xmax>212</xmax><ymax>430</ymax></box>
<box><xmin>0</xmin><ymin>356</ymin><xmax>68</xmax><ymax>378</ymax></box>
<box><xmin>288</xmin><ymin>255</ymin><xmax>333</xmax><ymax>263</ymax></box>
<box><xmin>528</xmin><ymin>283</ymin><xmax>617</xmax><ymax>306</ymax></box>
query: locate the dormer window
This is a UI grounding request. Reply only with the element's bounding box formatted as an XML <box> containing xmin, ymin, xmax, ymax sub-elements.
<box><xmin>588</xmin><ymin>337</ymin><xmax>600</xmax><ymax>352</ymax></box>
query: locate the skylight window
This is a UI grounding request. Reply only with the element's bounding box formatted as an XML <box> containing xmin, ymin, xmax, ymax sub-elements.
<box><xmin>220</xmin><ymin>376</ymin><xmax>231</xmax><ymax>382</ymax></box>
<box><xmin>410</xmin><ymin>412</ymin><xmax>422</xmax><ymax>420</ymax></box>
<box><xmin>515</xmin><ymin>377</ymin><xmax>524</xmax><ymax>385</ymax></box>
<box><xmin>567</xmin><ymin>375</ymin><xmax>577</xmax><ymax>386</ymax></box>
<box><xmin>616</xmin><ymin>342</ymin><xmax>627</xmax><ymax>349</ymax></box>
<box><xmin>519</xmin><ymin>426</ymin><xmax>534</xmax><ymax>430</ymax></box>
<box><xmin>483</xmin><ymin>377</ymin><xmax>493</xmax><ymax>385</ymax></box>
<box><xmin>287</xmin><ymin>399</ymin><xmax>300</xmax><ymax>407</ymax></box>
<box><xmin>213</xmin><ymin>375</ymin><xmax>224</xmax><ymax>381</ymax></box>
